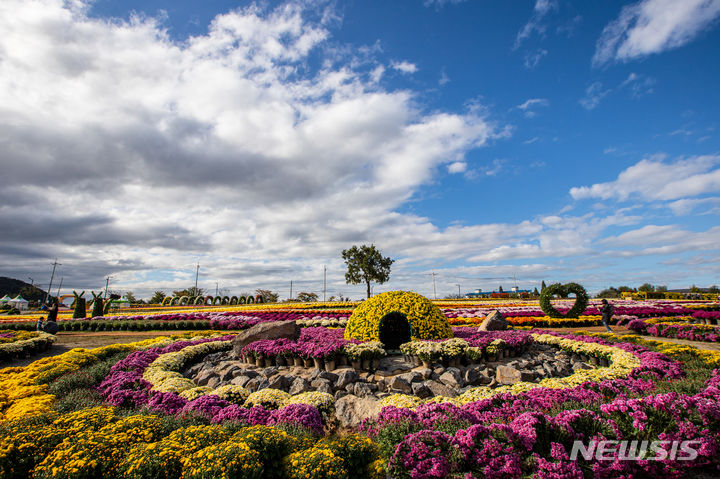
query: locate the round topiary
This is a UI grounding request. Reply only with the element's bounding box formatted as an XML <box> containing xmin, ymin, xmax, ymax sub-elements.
<box><xmin>344</xmin><ymin>291</ymin><xmax>452</xmax><ymax>341</ymax></box>
<box><xmin>539</xmin><ymin>282</ymin><xmax>589</xmax><ymax>319</ymax></box>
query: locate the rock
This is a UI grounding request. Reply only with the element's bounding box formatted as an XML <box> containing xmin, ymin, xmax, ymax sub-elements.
<box><xmin>316</xmin><ymin>382</ymin><xmax>333</xmax><ymax>395</ymax></box>
<box><xmin>311</xmin><ymin>378</ymin><xmax>332</xmax><ymax>390</ymax></box>
<box><xmin>195</xmin><ymin>370</ymin><xmax>217</xmax><ymax>387</ymax></box>
<box><xmin>433</xmin><ymin>366</ymin><xmax>446</xmax><ymax>376</ymax></box>
<box><xmin>439</xmin><ymin>368</ymin><xmax>463</xmax><ymax>389</ymax></box>
<box><xmin>334</xmin><ymin>390</ymin><xmax>349</xmax><ymax>401</ymax></box>
<box><xmin>335</xmin><ymin>395</ymin><xmax>381</xmax><ymax>429</ymax></box>
<box><xmin>425</xmin><ymin>380</ymin><xmax>457</xmax><ymax>398</ymax></box>
<box><xmin>232</xmin><ymin>321</ymin><xmax>301</xmax><ymax>356</ymax></box>
<box><xmin>389</xmin><ymin>376</ymin><xmax>412</xmax><ymax>394</ymax></box>
<box><xmin>245</xmin><ymin>377</ymin><xmax>269</xmax><ymax>392</ymax></box>
<box><xmin>289</xmin><ymin>377</ymin><xmax>312</xmax><ymax>395</ymax></box>
<box><xmin>411</xmin><ymin>382</ymin><xmax>433</xmax><ymax>399</ymax></box>
<box><xmin>268</xmin><ymin>375</ymin><xmax>289</xmax><ymax>391</ymax></box>
<box><xmin>354</xmin><ymin>382</ymin><xmax>376</xmax><ymax>397</ymax></box>
<box><xmin>463</xmin><ymin>367</ymin><xmax>483</xmax><ymax>386</ymax></box>
<box><xmin>397</xmin><ymin>372</ymin><xmax>423</xmax><ymax>384</ymax></box>
<box><xmin>572</xmin><ymin>362</ymin><xmax>591</xmax><ymax>371</ymax></box>
<box><xmin>335</xmin><ymin>370</ymin><xmax>359</xmax><ymax>391</ymax></box>
<box><xmin>206</xmin><ymin>377</ymin><xmax>221</xmax><ymax>389</ymax></box>
<box><xmin>477</xmin><ymin>310</ymin><xmax>509</xmax><ymax>331</ymax></box>
<box><xmin>495</xmin><ymin>365</ymin><xmax>521</xmax><ymax>385</ymax></box>
<box><xmin>318</xmin><ymin>371</ymin><xmax>339</xmax><ymax>383</ymax></box>
<box><xmin>375</xmin><ymin>356</ymin><xmax>412</xmax><ymax>376</ymax></box>
<box><xmin>261</xmin><ymin>367</ymin><xmax>279</xmax><ymax>378</ymax></box>
<box><xmin>418</xmin><ymin>367</ymin><xmax>433</xmax><ymax>380</ymax></box>
<box><xmin>185</xmin><ymin>363</ymin><xmax>204</xmax><ymax>377</ymax></box>
<box><xmin>230</xmin><ymin>375</ymin><xmax>251</xmax><ymax>387</ymax></box>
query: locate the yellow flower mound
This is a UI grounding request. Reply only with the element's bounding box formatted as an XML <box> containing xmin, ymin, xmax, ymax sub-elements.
<box><xmin>344</xmin><ymin>291</ymin><xmax>452</xmax><ymax>341</ymax></box>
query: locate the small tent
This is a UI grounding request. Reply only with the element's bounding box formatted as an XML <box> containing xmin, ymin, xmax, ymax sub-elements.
<box><xmin>8</xmin><ymin>294</ymin><xmax>29</xmax><ymax>311</ymax></box>
<box><xmin>0</xmin><ymin>294</ymin><xmax>12</xmax><ymax>306</ymax></box>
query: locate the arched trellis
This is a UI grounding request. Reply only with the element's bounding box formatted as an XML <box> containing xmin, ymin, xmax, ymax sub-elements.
<box><xmin>221</xmin><ymin>296</ymin><xmax>230</xmax><ymax>305</ymax></box>
<box><xmin>161</xmin><ymin>296</ymin><xmax>173</xmax><ymax>306</ymax></box>
<box><xmin>204</xmin><ymin>295</ymin><xmax>214</xmax><ymax>306</ymax></box>
<box><xmin>179</xmin><ymin>296</ymin><xmax>190</xmax><ymax>306</ymax></box>
<box><xmin>212</xmin><ymin>296</ymin><xmax>223</xmax><ymax>305</ymax></box>
<box><xmin>255</xmin><ymin>294</ymin><xmax>264</xmax><ymax>304</ymax></box>
<box><xmin>193</xmin><ymin>296</ymin><xmax>205</xmax><ymax>306</ymax></box>
<box><xmin>230</xmin><ymin>296</ymin><xmax>238</xmax><ymax>305</ymax></box>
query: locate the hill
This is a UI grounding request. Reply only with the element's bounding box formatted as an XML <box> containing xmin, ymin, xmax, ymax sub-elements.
<box><xmin>0</xmin><ymin>277</ymin><xmax>49</xmax><ymax>302</ymax></box>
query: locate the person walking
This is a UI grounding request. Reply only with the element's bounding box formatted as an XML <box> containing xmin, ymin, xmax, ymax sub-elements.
<box><xmin>600</xmin><ymin>299</ymin><xmax>614</xmax><ymax>333</ymax></box>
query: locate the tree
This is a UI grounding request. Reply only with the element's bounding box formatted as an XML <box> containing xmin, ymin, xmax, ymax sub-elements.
<box><xmin>125</xmin><ymin>291</ymin><xmax>138</xmax><ymax>303</ymax></box>
<box><xmin>638</xmin><ymin>283</ymin><xmax>655</xmax><ymax>292</ymax></box>
<box><xmin>690</xmin><ymin>285</ymin><xmax>701</xmax><ymax>293</ymax></box>
<box><xmin>597</xmin><ymin>287</ymin><xmax>620</xmax><ymax>298</ymax></box>
<box><xmin>149</xmin><ymin>291</ymin><xmax>166</xmax><ymax>304</ymax></box>
<box><xmin>541</xmin><ymin>281</ymin><xmax>547</xmax><ymax>292</ymax></box>
<box><xmin>708</xmin><ymin>285</ymin><xmax>720</xmax><ymax>294</ymax></box>
<box><xmin>617</xmin><ymin>286</ymin><xmax>633</xmax><ymax>293</ymax></box>
<box><xmin>255</xmin><ymin>289</ymin><xmax>279</xmax><ymax>303</ymax></box>
<box><xmin>296</xmin><ymin>292</ymin><xmax>318</xmax><ymax>302</ymax></box>
<box><xmin>498</xmin><ymin>285</ymin><xmax>503</xmax><ymax>293</ymax></box>
<box><xmin>533</xmin><ymin>287</ymin><xmax>539</xmax><ymax>296</ymax></box>
<box><xmin>173</xmin><ymin>287</ymin><xmax>204</xmax><ymax>298</ymax></box>
<box><xmin>341</xmin><ymin>244</ymin><xmax>394</xmax><ymax>299</ymax></box>
<box><xmin>656</xmin><ymin>285</ymin><xmax>668</xmax><ymax>292</ymax></box>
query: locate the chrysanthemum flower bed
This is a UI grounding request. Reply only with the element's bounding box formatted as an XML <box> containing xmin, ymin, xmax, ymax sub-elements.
<box><xmin>0</xmin><ymin>330</ymin><xmax>56</xmax><ymax>361</ymax></box>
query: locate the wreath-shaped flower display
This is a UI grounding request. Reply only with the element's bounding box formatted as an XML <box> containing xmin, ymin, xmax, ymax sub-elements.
<box><xmin>344</xmin><ymin>291</ymin><xmax>452</xmax><ymax>341</ymax></box>
<box><xmin>539</xmin><ymin>282</ymin><xmax>589</xmax><ymax>319</ymax></box>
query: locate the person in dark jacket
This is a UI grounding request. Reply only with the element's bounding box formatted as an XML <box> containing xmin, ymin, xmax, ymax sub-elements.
<box><xmin>600</xmin><ymin>299</ymin><xmax>614</xmax><ymax>333</ymax></box>
<box><xmin>46</xmin><ymin>302</ymin><xmax>58</xmax><ymax>322</ymax></box>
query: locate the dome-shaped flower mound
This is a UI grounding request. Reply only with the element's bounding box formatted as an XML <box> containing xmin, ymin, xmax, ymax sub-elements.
<box><xmin>344</xmin><ymin>291</ymin><xmax>452</xmax><ymax>341</ymax></box>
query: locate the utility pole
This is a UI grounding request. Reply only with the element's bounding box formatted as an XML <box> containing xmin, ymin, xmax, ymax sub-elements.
<box><xmin>43</xmin><ymin>259</ymin><xmax>61</xmax><ymax>305</ymax></box>
<box><xmin>56</xmin><ymin>277</ymin><xmax>63</xmax><ymax>299</ymax></box>
<box><xmin>290</xmin><ymin>280</ymin><xmax>293</xmax><ymax>300</ymax></box>
<box><xmin>28</xmin><ymin>277</ymin><xmax>34</xmax><ymax>286</ymax></box>
<box><xmin>104</xmin><ymin>276</ymin><xmax>111</xmax><ymax>300</ymax></box>
<box><xmin>194</xmin><ymin>262</ymin><xmax>200</xmax><ymax>294</ymax></box>
<box><xmin>215</xmin><ymin>282</ymin><xmax>219</xmax><ymax>296</ymax></box>
<box><xmin>456</xmin><ymin>283</ymin><xmax>461</xmax><ymax>298</ymax></box>
<box><xmin>431</xmin><ymin>272</ymin><xmax>437</xmax><ymax>300</ymax></box>
<box><xmin>323</xmin><ymin>266</ymin><xmax>327</xmax><ymax>302</ymax></box>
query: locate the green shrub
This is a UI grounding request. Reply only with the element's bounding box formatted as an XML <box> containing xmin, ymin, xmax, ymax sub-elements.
<box><xmin>53</xmin><ymin>388</ymin><xmax>105</xmax><ymax>413</ymax></box>
<box><xmin>48</xmin><ymin>371</ymin><xmax>96</xmax><ymax>398</ymax></box>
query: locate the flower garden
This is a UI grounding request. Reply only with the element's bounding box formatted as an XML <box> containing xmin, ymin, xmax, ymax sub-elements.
<box><xmin>2</xmin><ymin>290</ymin><xmax>720</xmax><ymax>478</ymax></box>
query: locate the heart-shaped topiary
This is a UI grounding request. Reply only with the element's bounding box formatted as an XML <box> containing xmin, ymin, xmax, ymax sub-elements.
<box><xmin>539</xmin><ymin>282</ymin><xmax>589</xmax><ymax>319</ymax></box>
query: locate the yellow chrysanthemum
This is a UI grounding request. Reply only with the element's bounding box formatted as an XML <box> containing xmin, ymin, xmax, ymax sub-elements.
<box><xmin>344</xmin><ymin>291</ymin><xmax>452</xmax><ymax>341</ymax></box>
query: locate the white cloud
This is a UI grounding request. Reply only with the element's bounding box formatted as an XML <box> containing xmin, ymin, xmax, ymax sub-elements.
<box><xmin>570</xmin><ymin>155</ymin><xmax>720</xmax><ymax>201</ymax></box>
<box><xmin>524</xmin><ymin>48</ymin><xmax>548</xmax><ymax>69</ymax></box>
<box><xmin>0</xmin><ymin>0</ymin><xmax>519</xmax><ymax>298</ymax></box>
<box><xmin>516</xmin><ymin>98</ymin><xmax>549</xmax><ymax>117</ymax></box>
<box><xmin>579</xmin><ymin>82</ymin><xmax>611</xmax><ymax>110</ymax></box>
<box><xmin>593</xmin><ymin>0</ymin><xmax>720</xmax><ymax>67</ymax></box>
<box><xmin>390</xmin><ymin>60</ymin><xmax>418</xmax><ymax>74</ymax></box>
<box><xmin>447</xmin><ymin>161</ymin><xmax>467</xmax><ymax>174</ymax></box>
<box><xmin>515</xmin><ymin>0</ymin><xmax>559</xmax><ymax>48</ymax></box>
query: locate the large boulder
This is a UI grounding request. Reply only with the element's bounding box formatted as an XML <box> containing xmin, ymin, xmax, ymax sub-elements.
<box><xmin>335</xmin><ymin>395</ymin><xmax>381</xmax><ymax>429</ymax></box>
<box><xmin>232</xmin><ymin>321</ymin><xmax>301</xmax><ymax>356</ymax></box>
<box><xmin>477</xmin><ymin>310</ymin><xmax>509</xmax><ymax>331</ymax></box>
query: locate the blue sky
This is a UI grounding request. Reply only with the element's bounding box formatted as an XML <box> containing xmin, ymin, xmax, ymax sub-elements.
<box><xmin>1</xmin><ymin>0</ymin><xmax>719</xmax><ymax>299</ymax></box>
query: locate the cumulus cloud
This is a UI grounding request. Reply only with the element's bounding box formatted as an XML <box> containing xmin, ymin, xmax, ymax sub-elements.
<box><xmin>570</xmin><ymin>155</ymin><xmax>720</xmax><ymax>201</ymax></box>
<box><xmin>593</xmin><ymin>0</ymin><xmax>720</xmax><ymax>67</ymax></box>
<box><xmin>0</xmin><ymin>0</ymin><xmax>517</xmax><ymax>297</ymax></box>
<box><xmin>390</xmin><ymin>60</ymin><xmax>418</xmax><ymax>74</ymax></box>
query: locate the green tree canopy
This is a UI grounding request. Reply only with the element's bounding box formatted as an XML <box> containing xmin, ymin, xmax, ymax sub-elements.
<box><xmin>341</xmin><ymin>244</ymin><xmax>394</xmax><ymax>299</ymax></box>
<box><xmin>638</xmin><ymin>283</ymin><xmax>655</xmax><ymax>292</ymax></box>
<box><xmin>255</xmin><ymin>289</ymin><xmax>279</xmax><ymax>303</ymax></box>
<box><xmin>296</xmin><ymin>292</ymin><xmax>318</xmax><ymax>302</ymax></box>
<box><xmin>149</xmin><ymin>291</ymin><xmax>166</xmax><ymax>304</ymax></box>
